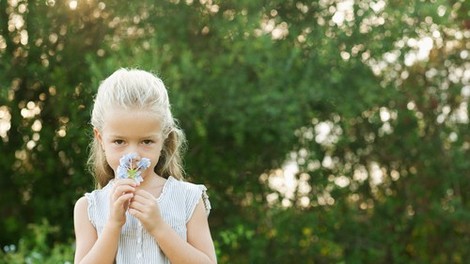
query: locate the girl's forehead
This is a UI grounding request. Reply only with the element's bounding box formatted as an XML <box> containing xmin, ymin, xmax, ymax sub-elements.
<box><xmin>102</xmin><ymin>108</ymin><xmax>164</xmax><ymax>136</ymax></box>
<box><xmin>104</xmin><ymin>107</ymin><xmax>161</xmax><ymax>120</ymax></box>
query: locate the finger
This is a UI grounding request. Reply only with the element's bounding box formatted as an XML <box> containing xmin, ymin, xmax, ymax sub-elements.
<box><xmin>132</xmin><ymin>196</ymin><xmax>157</xmax><ymax>209</ymax></box>
<box><xmin>128</xmin><ymin>208</ymin><xmax>142</xmax><ymax>219</ymax></box>
<box><xmin>114</xmin><ymin>179</ymin><xmax>138</xmax><ymax>187</ymax></box>
<box><xmin>134</xmin><ymin>189</ymin><xmax>155</xmax><ymax>199</ymax></box>
<box><xmin>113</xmin><ymin>185</ymin><xmax>135</xmax><ymax>194</ymax></box>
<box><xmin>112</xmin><ymin>181</ymin><xmax>136</xmax><ymax>194</ymax></box>
<box><xmin>130</xmin><ymin>193</ymin><xmax>153</xmax><ymax>203</ymax></box>
<box><xmin>111</xmin><ymin>187</ymin><xmax>135</xmax><ymax>201</ymax></box>
<box><xmin>129</xmin><ymin>200</ymin><xmax>146</xmax><ymax>211</ymax></box>
<box><xmin>114</xmin><ymin>193</ymin><xmax>134</xmax><ymax>206</ymax></box>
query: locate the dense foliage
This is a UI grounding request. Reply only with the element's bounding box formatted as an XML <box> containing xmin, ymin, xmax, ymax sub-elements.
<box><xmin>1</xmin><ymin>0</ymin><xmax>469</xmax><ymax>263</ymax></box>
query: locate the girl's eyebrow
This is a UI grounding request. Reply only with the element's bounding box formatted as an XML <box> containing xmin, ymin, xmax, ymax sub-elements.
<box><xmin>141</xmin><ymin>134</ymin><xmax>161</xmax><ymax>139</ymax></box>
<box><xmin>105</xmin><ymin>133</ymin><xmax>160</xmax><ymax>138</ymax></box>
<box><xmin>108</xmin><ymin>134</ymin><xmax>160</xmax><ymax>139</ymax></box>
<box><xmin>142</xmin><ymin>132</ymin><xmax>162</xmax><ymax>137</ymax></box>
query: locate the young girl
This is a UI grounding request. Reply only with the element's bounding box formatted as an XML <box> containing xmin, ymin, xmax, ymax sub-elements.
<box><xmin>73</xmin><ymin>68</ymin><xmax>217</xmax><ymax>264</ymax></box>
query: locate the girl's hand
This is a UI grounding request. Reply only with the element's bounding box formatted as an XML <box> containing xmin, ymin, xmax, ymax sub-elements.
<box><xmin>128</xmin><ymin>190</ymin><xmax>164</xmax><ymax>233</ymax></box>
<box><xmin>109</xmin><ymin>179</ymin><xmax>138</xmax><ymax>227</ymax></box>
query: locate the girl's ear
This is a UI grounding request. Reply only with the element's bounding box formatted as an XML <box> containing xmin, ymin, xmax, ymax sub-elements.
<box><xmin>93</xmin><ymin>128</ymin><xmax>103</xmax><ymax>145</ymax></box>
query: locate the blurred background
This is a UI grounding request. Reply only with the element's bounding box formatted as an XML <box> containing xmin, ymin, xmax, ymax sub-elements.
<box><xmin>1</xmin><ymin>0</ymin><xmax>469</xmax><ymax>263</ymax></box>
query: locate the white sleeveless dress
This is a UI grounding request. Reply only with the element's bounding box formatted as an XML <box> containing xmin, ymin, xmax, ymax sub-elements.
<box><xmin>85</xmin><ymin>176</ymin><xmax>211</xmax><ymax>263</ymax></box>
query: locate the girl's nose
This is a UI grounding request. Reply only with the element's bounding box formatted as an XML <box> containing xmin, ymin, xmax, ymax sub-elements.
<box><xmin>132</xmin><ymin>153</ymin><xmax>142</xmax><ymax>160</ymax></box>
<box><xmin>134</xmin><ymin>153</ymin><xmax>142</xmax><ymax>161</ymax></box>
<box><xmin>127</xmin><ymin>147</ymin><xmax>141</xmax><ymax>159</ymax></box>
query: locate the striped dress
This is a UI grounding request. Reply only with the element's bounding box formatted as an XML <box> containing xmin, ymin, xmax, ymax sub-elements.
<box><xmin>85</xmin><ymin>176</ymin><xmax>211</xmax><ymax>263</ymax></box>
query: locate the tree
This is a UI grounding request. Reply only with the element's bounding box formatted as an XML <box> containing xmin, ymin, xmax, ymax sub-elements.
<box><xmin>0</xmin><ymin>0</ymin><xmax>111</xmax><ymax>244</ymax></box>
<box><xmin>0</xmin><ymin>0</ymin><xmax>468</xmax><ymax>263</ymax></box>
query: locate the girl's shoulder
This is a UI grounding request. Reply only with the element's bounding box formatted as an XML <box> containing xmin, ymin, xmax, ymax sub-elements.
<box><xmin>165</xmin><ymin>176</ymin><xmax>209</xmax><ymax>199</ymax></box>
<box><xmin>82</xmin><ymin>181</ymin><xmax>114</xmax><ymax>227</ymax></box>
<box><xmin>83</xmin><ymin>181</ymin><xmax>114</xmax><ymax>209</ymax></box>
<box><xmin>163</xmin><ymin>176</ymin><xmax>211</xmax><ymax>217</ymax></box>
<box><xmin>86</xmin><ymin>180</ymin><xmax>113</xmax><ymax>196</ymax></box>
<box><xmin>166</xmin><ymin>176</ymin><xmax>206</xmax><ymax>191</ymax></box>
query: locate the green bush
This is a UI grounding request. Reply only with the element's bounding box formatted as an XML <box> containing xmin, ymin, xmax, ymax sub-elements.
<box><xmin>0</xmin><ymin>220</ymin><xmax>74</xmax><ymax>264</ymax></box>
<box><xmin>1</xmin><ymin>0</ymin><xmax>469</xmax><ymax>263</ymax></box>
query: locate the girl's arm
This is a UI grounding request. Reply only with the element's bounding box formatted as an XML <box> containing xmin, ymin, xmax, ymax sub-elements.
<box><xmin>73</xmin><ymin>197</ymin><xmax>121</xmax><ymax>264</ymax></box>
<box><xmin>74</xmin><ymin>180</ymin><xmax>137</xmax><ymax>264</ymax></box>
<box><xmin>130</xmin><ymin>191</ymin><xmax>217</xmax><ymax>264</ymax></box>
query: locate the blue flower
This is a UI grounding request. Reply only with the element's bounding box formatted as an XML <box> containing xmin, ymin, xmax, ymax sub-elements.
<box><xmin>117</xmin><ymin>153</ymin><xmax>151</xmax><ymax>183</ymax></box>
<box><xmin>137</xmin><ymin>158</ymin><xmax>151</xmax><ymax>171</ymax></box>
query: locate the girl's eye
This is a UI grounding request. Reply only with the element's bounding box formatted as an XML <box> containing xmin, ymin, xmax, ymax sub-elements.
<box><xmin>113</xmin><ymin>140</ymin><xmax>125</xmax><ymax>145</ymax></box>
<box><xmin>142</xmin><ymin>140</ymin><xmax>154</xmax><ymax>145</ymax></box>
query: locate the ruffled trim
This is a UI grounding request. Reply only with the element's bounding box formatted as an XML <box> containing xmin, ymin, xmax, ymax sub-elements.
<box><xmin>84</xmin><ymin>192</ymin><xmax>96</xmax><ymax>227</ymax></box>
<box><xmin>200</xmin><ymin>186</ymin><xmax>211</xmax><ymax>216</ymax></box>
<box><xmin>185</xmin><ymin>184</ymin><xmax>212</xmax><ymax>222</ymax></box>
<box><xmin>156</xmin><ymin>176</ymin><xmax>173</xmax><ymax>202</ymax></box>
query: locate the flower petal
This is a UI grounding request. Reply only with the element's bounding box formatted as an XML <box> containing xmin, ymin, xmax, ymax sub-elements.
<box><xmin>137</xmin><ymin>158</ymin><xmax>151</xmax><ymax>170</ymax></box>
<box><xmin>119</xmin><ymin>153</ymin><xmax>138</xmax><ymax>168</ymax></box>
<box><xmin>117</xmin><ymin>165</ymin><xmax>128</xmax><ymax>179</ymax></box>
<box><xmin>116</xmin><ymin>154</ymin><xmax>151</xmax><ymax>181</ymax></box>
<box><xmin>134</xmin><ymin>171</ymin><xmax>144</xmax><ymax>183</ymax></box>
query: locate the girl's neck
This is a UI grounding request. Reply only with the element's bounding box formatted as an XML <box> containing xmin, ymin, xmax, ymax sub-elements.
<box><xmin>138</xmin><ymin>173</ymin><xmax>167</xmax><ymax>197</ymax></box>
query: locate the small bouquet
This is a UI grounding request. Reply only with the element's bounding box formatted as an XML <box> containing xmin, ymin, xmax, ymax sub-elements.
<box><xmin>116</xmin><ymin>153</ymin><xmax>151</xmax><ymax>183</ymax></box>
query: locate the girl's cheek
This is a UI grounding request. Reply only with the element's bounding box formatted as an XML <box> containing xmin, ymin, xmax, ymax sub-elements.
<box><xmin>112</xmin><ymin>146</ymin><xmax>129</xmax><ymax>155</ymax></box>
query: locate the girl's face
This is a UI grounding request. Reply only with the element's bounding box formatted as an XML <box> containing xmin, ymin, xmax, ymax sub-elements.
<box><xmin>94</xmin><ymin>107</ymin><xmax>165</xmax><ymax>179</ymax></box>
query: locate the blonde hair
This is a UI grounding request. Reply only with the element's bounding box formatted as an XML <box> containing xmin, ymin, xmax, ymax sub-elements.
<box><xmin>88</xmin><ymin>68</ymin><xmax>186</xmax><ymax>188</ymax></box>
